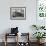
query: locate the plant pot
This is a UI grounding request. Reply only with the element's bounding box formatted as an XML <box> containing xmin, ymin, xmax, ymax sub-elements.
<box><xmin>40</xmin><ymin>38</ymin><xmax>45</xmax><ymax>43</ymax></box>
<box><xmin>37</xmin><ymin>39</ymin><xmax>40</xmax><ymax>43</ymax></box>
<box><xmin>37</xmin><ymin>39</ymin><xmax>45</xmax><ymax>44</ymax></box>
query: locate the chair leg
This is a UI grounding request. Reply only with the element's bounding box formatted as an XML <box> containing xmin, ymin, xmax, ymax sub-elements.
<box><xmin>4</xmin><ymin>33</ymin><xmax>7</xmax><ymax>46</ymax></box>
<box><xmin>4</xmin><ymin>41</ymin><xmax>7</xmax><ymax>46</ymax></box>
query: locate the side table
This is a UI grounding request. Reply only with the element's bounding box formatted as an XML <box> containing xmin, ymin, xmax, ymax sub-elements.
<box><xmin>4</xmin><ymin>33</ymin><xmax>18</xmax><ymax>46</ymax></box>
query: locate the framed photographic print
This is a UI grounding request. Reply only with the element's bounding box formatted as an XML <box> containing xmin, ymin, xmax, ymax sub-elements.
<box><xmin>10</xmin><ymin>7</ymin><xmax>26</xmax><ymax>20</ymax></box>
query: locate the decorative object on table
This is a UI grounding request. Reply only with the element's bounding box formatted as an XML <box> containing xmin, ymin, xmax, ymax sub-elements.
<box><xmin>11</xmin><ymin>27</ymin><xmax>18</xmax><ymax>34</ymax></box>
<box><xmin>10</xmin><ymin>7</ymin><xmax>26</xmax><ymax>20</ymax></box>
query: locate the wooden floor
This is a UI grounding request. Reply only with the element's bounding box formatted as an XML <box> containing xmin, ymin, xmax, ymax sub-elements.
<box><xmin>0</xmin><ymin>42</ymin><xmax>46</xmax><ymax>46</ymax></box>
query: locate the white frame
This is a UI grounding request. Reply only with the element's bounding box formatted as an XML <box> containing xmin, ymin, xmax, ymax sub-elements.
<box><xmin>10</xmin><ymin>7</ymin><xmax>26</xmax><ymax>20</ymax></box>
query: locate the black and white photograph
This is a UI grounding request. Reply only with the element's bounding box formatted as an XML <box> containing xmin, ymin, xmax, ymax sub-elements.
<box><xmin>10</xmin><ymin>7</ymin><xmax>26</xmax><ymax>20</ymax></box>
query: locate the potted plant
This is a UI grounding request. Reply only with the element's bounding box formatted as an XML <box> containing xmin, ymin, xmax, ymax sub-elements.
<box><xmin>33</xmin><ymin>32</ymin><xmax>46</xmax><ymax>43</ymax></box>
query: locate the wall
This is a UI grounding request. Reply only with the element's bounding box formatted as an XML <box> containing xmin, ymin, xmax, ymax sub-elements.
<box><xmin>0</xmin><ymin>0</ymin><xmax>36</xmax><ymax>42</ymax></box>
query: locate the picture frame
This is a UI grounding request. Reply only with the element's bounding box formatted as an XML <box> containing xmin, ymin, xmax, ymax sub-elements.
<box><xmin>10</xmin><ymin>7</ymin><xmax>26</xmax><ymax>20</ymax></box>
